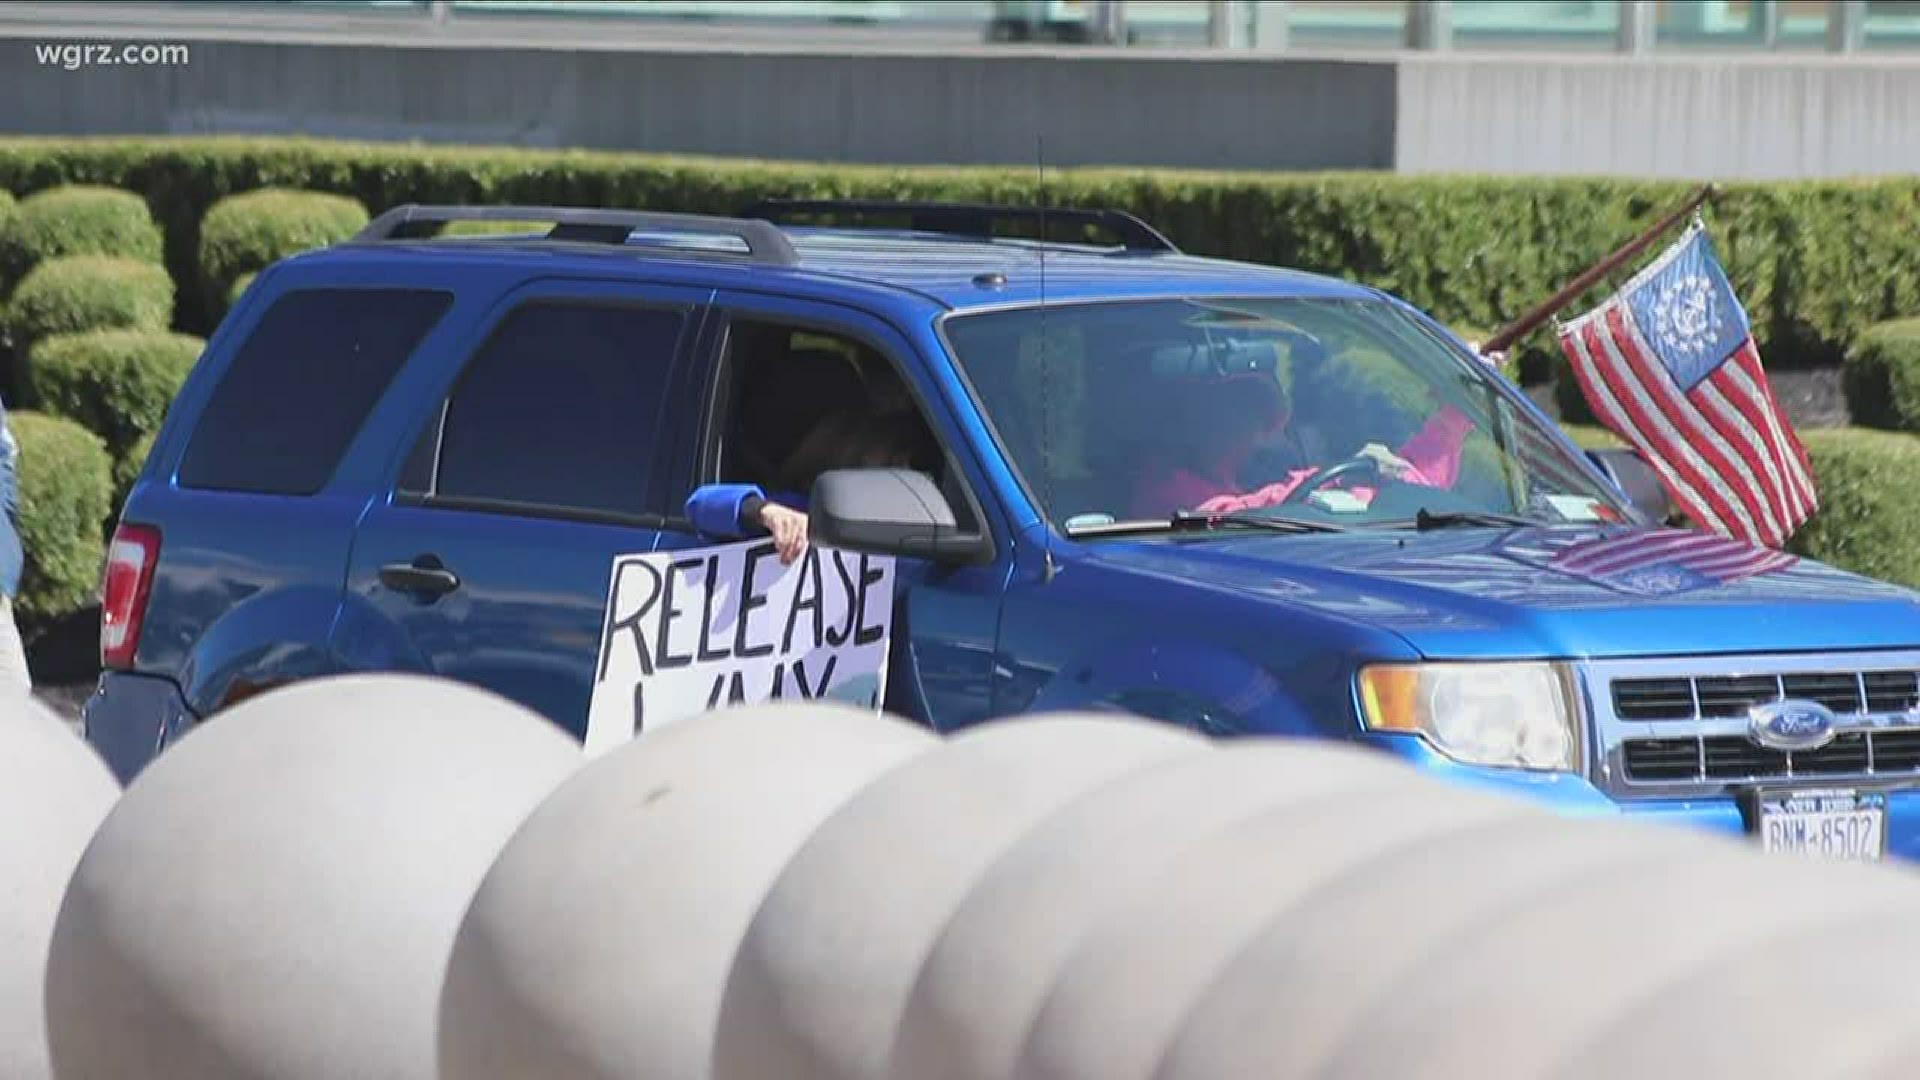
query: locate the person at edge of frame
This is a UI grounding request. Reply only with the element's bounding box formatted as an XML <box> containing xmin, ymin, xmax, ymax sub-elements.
<box><xmin>0</xmin><ymin>401</ymin><xmax>31</xmax><ymax>698</ymax></box>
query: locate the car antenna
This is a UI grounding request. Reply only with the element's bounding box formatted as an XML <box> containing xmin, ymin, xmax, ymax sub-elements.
<box><xmin>1037</xmin><ymin>133</ymin><xmax>1059</xmax><ymax>585</ymax></box>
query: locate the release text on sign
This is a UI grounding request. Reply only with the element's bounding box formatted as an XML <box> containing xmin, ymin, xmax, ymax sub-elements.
<box><xmin>584</xmin><ymin>538</ymin><xmax>894</xmax><ymax>754</ymax></box>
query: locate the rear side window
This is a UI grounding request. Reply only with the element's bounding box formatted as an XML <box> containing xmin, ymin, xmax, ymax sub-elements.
<box><xmin>179</xmin><ymin>288</ymin><xmax>452</xmax><ymax>495</ymax></box>
<box><xmin>430</xmin><ymin>302</ymin><xmax>687</xmax><ymax>520</ymax></box>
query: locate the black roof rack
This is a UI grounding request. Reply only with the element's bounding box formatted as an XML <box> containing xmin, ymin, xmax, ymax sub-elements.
<box><xmin>740</xmin><ymin>199</ymin><xmax>1180</xmax><ymax>255</ymax></box>
<box><xmin>352</xmin><ymin>204</ymin><xmax>801</xmax><ymax>266</ymax></box>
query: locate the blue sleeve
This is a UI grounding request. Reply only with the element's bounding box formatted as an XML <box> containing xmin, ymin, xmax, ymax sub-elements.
<box><xmin>685</xmin><ymin>483</ymin><xmax>766</xmax><ymax>538</ymax></box>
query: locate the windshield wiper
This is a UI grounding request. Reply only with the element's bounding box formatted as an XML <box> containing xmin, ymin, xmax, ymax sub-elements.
<box><xmin>1398</xmin><ymin>507</ymin><xmax>1540</xmax><ymax>531</ymax></box>
<box><xmin>1064</xmin><ymin>511</ymin><xmax>1350</xmax><ymax>537</ymax></box>
<box><xmin>1170</xmin><ymin>510</ymin><xmax>1351</xmax><ymax>534</ymax></box>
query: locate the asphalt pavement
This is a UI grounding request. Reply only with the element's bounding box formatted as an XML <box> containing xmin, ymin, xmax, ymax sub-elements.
<box><xmin>34</xmin><ymin>685</ymin><xmax>85</xmax><ymax>724</ymax></box>
<box><xmin>25</xmin><ymin>608</ymin><xmax>97</xmax><ymax>725</ymax></box>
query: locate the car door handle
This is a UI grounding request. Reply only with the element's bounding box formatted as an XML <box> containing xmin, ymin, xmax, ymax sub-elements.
<box><xmin>379</xmin><ymin>558</ymin><xmax>461</xmax><ymax>597</ymax></box>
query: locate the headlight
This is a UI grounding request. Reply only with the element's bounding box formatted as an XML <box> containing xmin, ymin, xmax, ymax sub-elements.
<box><xmin>1357</xmin><ymin>661</ymin><xmax>1583</xmax><ymax>772</ymax></box>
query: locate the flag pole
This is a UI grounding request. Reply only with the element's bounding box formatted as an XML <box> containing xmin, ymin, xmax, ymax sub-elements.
<box><xmin>1478</xmin><ymin>183</ymin><xmax>1719</xmax><ymax>356</ymax></box>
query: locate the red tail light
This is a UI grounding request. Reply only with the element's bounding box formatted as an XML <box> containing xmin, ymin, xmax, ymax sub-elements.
<box><xmin>101</xmin><ymin>523</ymin><xmax>161</xmax><ymax>671</ymax></box>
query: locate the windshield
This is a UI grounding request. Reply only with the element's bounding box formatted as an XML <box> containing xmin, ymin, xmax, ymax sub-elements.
<box><xmin>940</xmin><ymin>297</ymin><xmax>1631</xmax><ymax>533</ymax></box>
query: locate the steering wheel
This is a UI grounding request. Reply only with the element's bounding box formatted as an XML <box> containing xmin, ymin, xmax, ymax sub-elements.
<box><xmin>1281</xmin><ymin>453</ymin><xmax>1383</xmax><ymax>506</ymax></box>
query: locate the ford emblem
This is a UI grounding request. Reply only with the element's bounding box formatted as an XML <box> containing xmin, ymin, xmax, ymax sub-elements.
<box><xmin>1748</xmin><ymin>700</ymin><xmax>1838</xmax><ymax>752</ymax></box>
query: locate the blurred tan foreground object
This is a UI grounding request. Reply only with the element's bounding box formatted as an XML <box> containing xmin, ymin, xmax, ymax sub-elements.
<box><xmin>714</xmin><ymin>714</ymin><xmax>1211</xmax><ymax>1080</ymax></box>
<box><xmin>439</xmin><ymin>703</ymin><xmax>939</xmax><ymax>1080</ymax></box>
<box><xmin>0</xmin><ymin>695</ymin><xmax>118</xmax><ymax>1080</ymax></box>
<box><xmin>443</xmin><ymin>698</ymin><xmax>1920</xmax><ymax>1079</ymax></box>
<box><xmin>25</xmin><ymin>676</ymin><xmax>1920</xmax><ymax>1080</ymax></box>
<box><xmin>44</xmin><ymin>675</ymin><xmax>582</xmax><ymax>1080</ymax></box>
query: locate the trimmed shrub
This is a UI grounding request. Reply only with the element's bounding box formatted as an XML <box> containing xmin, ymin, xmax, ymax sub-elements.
<box><xmin>1789</xmin><ymin>428</ymin><xmax>1920</xmax><ymax>590</ymax></box>
<box><xmin>0</xmin><ymin>190</ymin><xmax>15</xmax><ymax>401</ymax></box>
<box><xmin>0</xmin><ymin>139</ymin><xmax>1909</xmax><ymax>355</ymax></box>
<box><xmin>4</xmin><ymin>256</ymin><xmax>173</xmax><ymax>353</ymax></box>
<box><xmin>439</xmin><ymin>219</ymin><xmax>547</xmax><ymax>236</ymax></box>
<box><xmin>9</xmin><ymin>410</ymin><xmax>111</xmax><ymax>624</ymax></box>
<box><xmin>112</xmin><ymin>428</ymin><xmax>157</xmax><ymax>515</ymax></box>
<box><xmin>227</xmin><ymin>271</ymin><xmax>257</xmax><ymax>311</ymax></box>
<box><xmin>25</xmin><ymin>329</ymin><xmax>201</xmax><ymax>458</ymax></box>
<box><xmin>0</xmin><ymin>184</ymin><xmax>162</xmax><ymax>295</ymax></box>
<box><xmin>198</xmin><ymin>188</ymin><xmax>367</xmax><ymax>311</ymax></box>
<box><xmin>1559</xmin><ymin>423</ymin><xmax>1623</xmax><ymax>450</ymax></box>
<box><xmin>1843</xmin><ymin>317</ymin><xmax>1920</xmax><ymax>433</ymax></box>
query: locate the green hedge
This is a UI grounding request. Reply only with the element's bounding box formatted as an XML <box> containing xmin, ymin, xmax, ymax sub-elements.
<box><xmin>113</xmin><ymin>428</ymin><xmax>157</xmax><ymax>514</ymax></box>
<box><xmin>1788</xmin><ymin>428</ymin><xmax>1920</xmax><ymax>589</ymax></box>
<box><xmin>0</xmin><ymin>184</ymin><xmax>163</xmax><ymax>296</ymax></box>
<box><xmin>1445</xmin><ymin>324</ymin><xmax>1523</xmax><ymax>385</ymax></box>
<box><xmin>0</xmin><ymin>138</ymin><xmax>1913</xmax><ymax>359</ymax></box>
<box><xmin>1562</xmin><ymin>423</ymin><xmax>1920</xmax><ymax>590</ymax></box>
<box><xmin>227</xmin><ymin>270</ymin><xmax>257</xmax><ymax>310</ymax></box>
<box><xmin>25</xmin><ymin>329</ymin><xmax>201</xmax><ymax>459</ymax></box>
<box><xmin>10</xmin><ymin>410</ymin><xmax>111</xmax><ymax>623</ymax></box>
<box><xmin>4</xmin><ymin>255</ymin><xmax>174</xmax><ymax>353</ymax></box>
<box><xmin>198</xmin><ymin>187</ymin><xmax>367</xmax><ymax>316</ymax></box>
<box><xmin>0</xmin><ymin>190</ymin><xmax>15</xmax><ymax>403</ymax></box>
<box><xmin>1843</xmin><ymin>317</ymin><xmax>1920</xmax><ymax>433</ymax></box>
<box><xmin>1560</xmin><ymin>424</ymin><xmax>1623</xmax><ymax>450</ymax></box>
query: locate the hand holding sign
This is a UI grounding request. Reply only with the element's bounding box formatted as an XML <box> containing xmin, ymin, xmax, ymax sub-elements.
<box><xmin>584</xmin><ymin>538</ymin><xmax>895</xmax><ymax>756</ymax></box>
<box><xmin>756</xmin><ymin>503</ymin><xmax>810</xmax><ymax>566</ymax></box>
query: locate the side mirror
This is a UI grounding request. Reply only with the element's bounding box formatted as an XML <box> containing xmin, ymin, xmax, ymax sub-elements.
<box><xmin>808</xmin><ymin>468</ymin><xmax>992</xmax><ymax>564</ymax></box>
<box><xmin>1586</xmin><ymin>448</ymin><xmax>1675</xmax><ymax>525</ymax></box>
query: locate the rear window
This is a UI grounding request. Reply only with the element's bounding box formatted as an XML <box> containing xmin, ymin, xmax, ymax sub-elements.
<box><xmin>178</xmin><ymin>288</ymin><xmax>453</xmax><ymax>495</ymax></box>
<box><xmin>429</xmin><ymin>301</ymin><xmax>687</xmax><ymax>519</ymax></box>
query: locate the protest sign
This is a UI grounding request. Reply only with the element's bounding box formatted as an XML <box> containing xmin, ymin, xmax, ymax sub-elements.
<box><xmin>583</xmin><ymin>538</ymin><xmax>895</xmax><ymax>756</ymax></box>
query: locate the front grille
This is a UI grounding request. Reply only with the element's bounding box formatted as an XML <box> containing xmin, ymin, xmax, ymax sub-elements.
<box><xmin>1782</xmin><ymin>672</ymin><xmax>1865</xmax><ymax>715</ymax></box>
<box><xmin>1613</xmin><ymin>677</ymin><xmax>1692</xmax><ymax>720</ymax></box>
<box><xmin>1695</xmin><ymin>675</ymin><xmax>1781</xmax><ymax>717</ymax></box>
<box><xmin>1599</xmin><ymin>654</ymin><xmax>1920</xmax><ymax>794</ymax></box>
<box><xmin>1620</xmin><ymin>737</ymin><xmax>1700</xmax><ymax>781</ymax></box>
<box><xmin>1625</xmin><ymin>732</ymin><xmax>1885</xmax><ymax>783</ymax></box>
<box><xmin>1865</xmin><ymin>671</ymin><xmax>1920</xmax><ymax>714</ymax></box>
<box><xmin>1612</xmin><ymin>669</ymin><xmax>1920</xmax><ymax>723</ymax></box>
<box><xmin>1874</xmin><ymin>729</ymin><xmax>1920</xmax><ymax>771</ymax></box>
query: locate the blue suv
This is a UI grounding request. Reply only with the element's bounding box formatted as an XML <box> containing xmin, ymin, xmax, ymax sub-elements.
<box><xmin>85</xmin><ymin>200</ymin><xmax>1920</xmax><ymax>865</ymax></box>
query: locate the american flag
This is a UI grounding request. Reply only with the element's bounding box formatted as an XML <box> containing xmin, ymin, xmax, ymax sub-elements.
<box><xmin>1546</xmin><ymin>527</ymin><xmax>1799</xmax><ymax>597</ymax></box>
<box><xmin>1558</xmin><ymin>225</ymin><xmax>1817</xmax><ymax>548</ymax></box>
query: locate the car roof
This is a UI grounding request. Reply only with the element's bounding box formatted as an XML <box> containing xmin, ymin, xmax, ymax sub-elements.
<box><xmin>781</xmin><ymin>228</ymin><xmax>1375</xmax><ymax>310</ymax></box>
<box><xmin>292</xmin><ymin>222</ymin><xmax>1378</xmax><ymax>315</ymax></box>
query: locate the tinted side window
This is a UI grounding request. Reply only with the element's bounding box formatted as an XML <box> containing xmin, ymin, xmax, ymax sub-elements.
<box><xmin>179</xmin><ymin>288</ymin><xmax>452</xmax><ymax>495</ymax></box>
<box><xmin>433</xmin><ymin>302</ymin><xmax>686</xmax><ymax>519</ymax></box>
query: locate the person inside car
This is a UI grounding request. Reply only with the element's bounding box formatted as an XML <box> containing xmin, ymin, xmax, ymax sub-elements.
<box><xmin>1127</xmin><ymin>344</ymin><xmax>1476</xmax><ymax>520</ymax></box>
<box><xmin>685</xmin><ymin>406</ymin><xmax>935</xmax><ymax>565</ymax></box>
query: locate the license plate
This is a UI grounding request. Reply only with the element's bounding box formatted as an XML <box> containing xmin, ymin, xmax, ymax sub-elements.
<box><xmin>1756</xmin><ymin>789</ymin><xmax>1886</xmax><ymax>863</ymax></box>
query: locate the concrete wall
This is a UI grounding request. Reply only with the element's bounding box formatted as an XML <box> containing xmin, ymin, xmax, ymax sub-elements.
<box><xmin>4</xmin><ymin>15</ymin><xmax>1920</xmax><ymax>177</ymax></box>
<box><xmin>0</xmin><ymin>36</ymin><xmax>1397</xmax><ymax>170</ymax></box>
<box><xmin>1395</xmin><ymin>53</ymin><xmax>1920</xmax><ymax>179</ymax></box>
